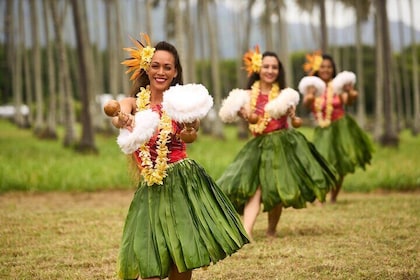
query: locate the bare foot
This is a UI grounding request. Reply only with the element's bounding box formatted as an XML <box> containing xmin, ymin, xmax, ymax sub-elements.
<box><xmin>266</xmin><ymin>230</ymin><xmax>277</xmax><ymax>239</ymax></box>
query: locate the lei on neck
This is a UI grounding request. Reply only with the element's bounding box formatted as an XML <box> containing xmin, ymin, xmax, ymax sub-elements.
<box><xmin>314</xmin><ymin>82</ymin><xmax>334</xmax><ymax>128</ymax></box>
<box><xmin>249</xmin><ymin>81</ymin><xmax>280</xmax><ymax>134</ymax></box>
<box><xmin>136</xmin><ymin>86</ymin><xmax>172</xmax><ymax>186</ymax></box>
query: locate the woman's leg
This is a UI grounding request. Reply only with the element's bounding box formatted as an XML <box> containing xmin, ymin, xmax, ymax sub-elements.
<box><xmin>168</xmin><ymin>264</ymin><xmax>192</xmax><ymax>280</ymax></box>
<box><xmin>266</xmin><ymin>203</ymin><xmax>282</xmax><ymax>237</ymax></box>
<box><xmin>331</xmin><ymin>176</ymin><xmax>344</xmax><ymax>203</ymax></box>
<box><xmin>243</xmin><ymin>187</ymin><xmax>262</xmax><ymax>241</ymax></box>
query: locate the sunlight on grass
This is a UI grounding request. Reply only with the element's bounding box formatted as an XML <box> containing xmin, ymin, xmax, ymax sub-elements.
<box><xmin>0</xmin><ymin>119</ymin><xmax>419</xmax><ymax>192</ymax></box>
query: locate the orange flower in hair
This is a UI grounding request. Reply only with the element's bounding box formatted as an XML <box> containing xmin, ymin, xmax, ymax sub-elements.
<box><xmin>303</xmin><ymin>50</ymin><xmax>323</xmax><ymax>76</ymax></box>
<box><xmin>243</xmin><ymin>45</ymin><xmax>262</xmax><ymax>77</ymax></box>
<box><xmin>121</xmin><ymin>33</ymin><xmax>155</xmax><ymax>81</ymax></box>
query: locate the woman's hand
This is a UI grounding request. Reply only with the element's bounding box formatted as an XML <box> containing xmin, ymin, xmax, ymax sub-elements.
<box><xmin>303</xmin><ymin>86</ymin><xmax>316</xmax><ymax>107</ymax></box>
<box><xmin>112</xmin><ymin>113</ymin><xmax>134</xmax><ymax>132</ymax></box>
<box><xmin>287</xmin><ymin>105</ymin><xmax>296</xmax><ymax>119</ymax></box>
<box><xmin>237</xmin><ymin>106</ymin><xmax>249</xmax><ymax>120</ymax></box>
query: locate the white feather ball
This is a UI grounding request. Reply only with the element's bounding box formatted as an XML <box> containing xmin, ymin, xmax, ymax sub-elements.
<box><xmin>332</xmin><ymin>71</ymin><xmax>357</xmax><ymax>94</ymax></box>
<box><xmin>265</xmin><ymin>88</ymin><xmax>300</xmax><ymax>119</ymax></box>
<box><xmin>162</xmin><ymin>83</ymin><xmax>214</xmax><ymax>123</ymax></box>
<box><xmin>116</xmin><ymin>109</ymin><xmax>160</xmax><ymax>154</ymax></box>
<box><xmin>298</xmin><ymin>76</ymin><xmax>326</xmax><ymax>97</ymax></box>
<box><xmin>218</xmin><ymin>89</ymin><xmax>250</xmax><ymax>123</ymax></box>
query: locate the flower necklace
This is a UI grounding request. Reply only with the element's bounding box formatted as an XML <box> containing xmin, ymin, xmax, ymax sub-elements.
<box><xmin>249</xmin><ymin>81</ymin><xmax>280</xmax><ymax>134</ymax></box>
<box><xmin>314</xmin><ymin>82</ymin><xmax>334</xmax><ymax>128</ymax></box>
<box><xmin>136</xmin><ymin>86</ymin><xmax>172</xmax><ymax>186</ymax></box>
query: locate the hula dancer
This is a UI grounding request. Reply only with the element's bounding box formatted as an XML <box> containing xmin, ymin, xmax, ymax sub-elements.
<box><xmin>105</xmin><ymin>34</ymin><xmax>249</xmax><ymax>280</ymax></box>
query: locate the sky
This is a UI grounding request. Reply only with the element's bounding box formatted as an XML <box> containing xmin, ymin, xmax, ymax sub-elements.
<box><xmin>224</xmin><ymin>0</ymin><xmax>420</xmax><ymax>31</ymax></box>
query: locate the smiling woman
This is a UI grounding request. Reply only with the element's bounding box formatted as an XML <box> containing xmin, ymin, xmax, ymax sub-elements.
<box><xmin>104</xmin><ymin>35</ymin><xmax>249</xmax><ymax>280</ymax></box>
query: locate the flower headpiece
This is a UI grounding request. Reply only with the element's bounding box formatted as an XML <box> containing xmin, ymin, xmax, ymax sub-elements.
<box><xmin>121</xmin><ymin>33</ymin><xmax>155</xmax><ymax>81</ymax></box>
<box><xmin>303</xmin><ymin>50</ymin><xmax>323</xmax><ymax>76</ymax></box>
<box><xmin>243</xmin><ymin>45</ymin><xmax>262</xmax><ymax>77</ymax></box>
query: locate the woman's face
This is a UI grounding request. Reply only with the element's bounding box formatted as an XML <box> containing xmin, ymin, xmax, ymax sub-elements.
<box><xmin>259</xmin><ymin>56</ymin><xmax>279</xmax><ymax>85</ymax></box>
<box><xmin>147</xmin><ymin>50</ymin><xmax>178</xmax><ymax>92</ymax></box>
<box><xmin>318</xmin><ymin>59</ymin><xmax>334</xmax><ymax>82</ymax></box>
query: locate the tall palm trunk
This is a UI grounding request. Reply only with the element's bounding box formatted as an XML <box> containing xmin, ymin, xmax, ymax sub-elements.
<box><xmin>397</xmin><ymin>0</ymin><xmax>412</xmax><ymax>129</ymax></box>
<box><xmin>115</xmin><ymin>0</ymin><xmax>129</xmax><ymax>96</ymax></box>
<box><xmin>4</xmin><ymin>0</ymin><xmax>13</xmax><ymax>106</ymax></box>
<box><xmin>319</xmin><ymin>0</ymin><xmax>328</xmax><ymax>53</ymax></box>
<box><xmin>49</xmin><ymin>0</ymin><xmax>77</xmax><ymax>147</ymax></box>
<box><xmin>174</xmin><ymin>0</ymin><xmax>188</xmax><ymax>82</ymax></box>
<box><xmin>29</xmin><ymin>0</ymin><xmax>45</xmax><ymax>135</ymax></box>
<box><xmin>409</xmin><ymin>0</ymin><xmax>420</xmax><ymax>135</ymax></box>
<box><xmin>355</xmin><ymin>0</ymin><xmax>367</xmax><ymax>128</ymax></box>
<box><xmin>373</xmin><ymin>10</ymin><xmax>384</xmax><ymax>141</ymax></box>
<box><xmin>186</xmin><ymin>0</ymin><xmax>196</xmax><ymax>83</ymax></box>
<box><xmin>374</xmin><ymin>0</ymin><xmax>399</xmax><ymax>146</ymax></box>
<box><xmin>13</xmin><ymin>0</ymin><xmax>24</xmax><ymax>127</ymax></box>
<box><xmin>203</xmin><ymin>0</ymin><xmax>224</xmax><ymax>139</ymax></box>
<box><xmin>70</xmin><ymin>0</ymin><xmax>98</xmax><ymax>153</ymax></box>
<box><xmin>43</xmin><ymin>0</ymin><xmax>58</xmax><ymax>139</ymax></box>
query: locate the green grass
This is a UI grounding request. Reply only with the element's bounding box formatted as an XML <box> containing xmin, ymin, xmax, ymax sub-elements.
<box><xmin>0</xmin><ymin>119</ymin><xmax>419</xmax><ymax>193</ymax></box>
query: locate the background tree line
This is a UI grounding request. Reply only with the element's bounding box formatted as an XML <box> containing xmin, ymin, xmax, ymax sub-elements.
<box><xmin>1</xmin><ymin>0</ymin><xmax>419</xmax><ymax>154</ymax></box>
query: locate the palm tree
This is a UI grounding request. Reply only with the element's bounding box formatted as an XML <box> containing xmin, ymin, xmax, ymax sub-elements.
<box><xmin>42</xmin><ymin>0</ymin><xmax>58</xmax><ymax>139</ymax></box>
<box><xmin>202</xmin><ymin>0</ymin><xmax>224</xmax><ymax>138</ymax></box>
<box><xmin>70</xmin><ymin>0</ymin><xmax>98</xmax><ymax>153</ymax></box>
<box><xmin>396</xmin><ymin>0</ymin><xmax>412</xmax><ymax>129</ymax></box>
<box><xmin>13</xmin><ymin>0</ymin><xmax>24</xmax><ymax>128</ymax></box>
<box><xmin>374</xmin><ymin>0</ymin><xmax>399</xmax><ymax>146</ymax></box>
<box><xmin>49</xmin><ymin>0</ymin><xmax>78</xmax><ymax>147</ymax></box>
<box><xmin>29</xmin><ymin>0</ymin><xmax>45</xmax><ymax>135</ymax></box>
<box><xmin>174</xmin><ymin>0</ymin><xmax>188</xmax><ymax>82</ymax></box>
<box><xmin>341</xmin><ymin>0</ymin><xmax>371</xmax><ymax>128</ymax></box>
<box><xmin>409</xmin><ymin>0</ymin><xmax>420</xmax><ymax>135</ymax></box>
<box><xmin>295</xmin><ymin>0</ymin><xmax>328</xmax><ymax>52</ymax></box>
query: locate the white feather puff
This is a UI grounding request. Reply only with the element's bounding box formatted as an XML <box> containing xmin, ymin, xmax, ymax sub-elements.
<box><xmin>298</xmin><ymin>76</ymin><xmax>326</xmax><ymax>97</ymax></box>
<box><xmin>218</xmin><ymin>89</ymin><xmax>250</xmax><ymax>123</ymax></box>
<box><xmin>332</xmin><ymin>71</ymin><xmax>357</xmax><ymax>94</ymax></box>
<box><xmin>265</xmin><ymin>88</ymin><xmax>300</xmax><ymax>119</ymax></box>
<box><xmin>162</xmin><ymin>83</ymin><xmax>214</xmax><ymax>123</ymax></box>
<box><xmin>116</xmin><ymin>109</ymin><xmax>160</xmax><ymax>154</ymax></box>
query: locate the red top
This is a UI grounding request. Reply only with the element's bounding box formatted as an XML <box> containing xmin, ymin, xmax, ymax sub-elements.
<box><xmin>133</xmin><ymin>104</ymin><xmax>187</xmax><ymax>167</ymax></box>
<box><xmin>253</xmin><ymin>93</ymin><xmax>289</xmax><ymax>136</ymax></box>
<box><xmin>310</xmin><ymin>91</ymin><xmax>345</xmax><ymax>122</ymax></box>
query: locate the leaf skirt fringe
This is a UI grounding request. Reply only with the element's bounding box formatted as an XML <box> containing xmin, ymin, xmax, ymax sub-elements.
<box><xmin>217</xmin><ymin>129</ymin><xmax>338</xmax><ymax>214</ymax></box>
<box><xmin>313</xmin><ymin>114</ymin><xmax>374</xmax><ymax>177</ymax></box>
<box><xmin>117</xmin><ymin>158</ymin><xmax>249</xmax><ymax>280</ymax></box>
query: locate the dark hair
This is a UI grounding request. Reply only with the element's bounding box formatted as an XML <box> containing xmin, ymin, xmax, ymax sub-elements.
<box><xmin>129</xmin><ymin>41</ymin><xmax>184</xmax><ymax>97</ymax></box>
<box><xmin>313</xmin><ymin>54</ymin><xmax>337</xmax><ymax>78</ymax></box>
<box><xmin>246</xmin><ymin>51</ymin><xmax>286</xmax><ymax>90</ymax></box>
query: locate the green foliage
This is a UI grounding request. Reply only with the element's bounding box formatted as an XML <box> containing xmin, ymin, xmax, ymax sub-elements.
<box><xmin>195</xmin><ymin>59</ymin><xmax>239</xmax><ymax>98</ymax></box>
<box><xmin>0</xmin><ymin>119</ymin><xmax>419</xmax><ymax>193</ymax></box>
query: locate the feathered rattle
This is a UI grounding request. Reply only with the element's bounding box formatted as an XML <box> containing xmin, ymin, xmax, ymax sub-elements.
<box><xmin>103</xmin><ymin>100</ymin><xmax>131</xmax><ymax>125</ymax></box>
<box><xmin>264</xmin><ymin>88</ymin><xmax>302</xmax><ymax>128</ymax></box>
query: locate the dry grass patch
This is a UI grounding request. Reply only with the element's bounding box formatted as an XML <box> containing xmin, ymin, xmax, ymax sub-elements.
<box><xmin>0</xmin><ymin>191</ymin><xmax>418</xmax><ymax>279</ymax></box>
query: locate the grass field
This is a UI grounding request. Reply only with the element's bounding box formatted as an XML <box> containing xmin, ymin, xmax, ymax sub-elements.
<box><xmin>0</xmin><ymin>190</ymin><xmax>418</xmax><ymax>279</ymax></box>
<box><xmin>0</xmin><ymin>119</ymin><xmax>419</xmax><ymax>193</ymax></box>
<box><xmin>0</xmin><ymin>119</ymin><xmax>419</xmax><ymax>279</ymax></box>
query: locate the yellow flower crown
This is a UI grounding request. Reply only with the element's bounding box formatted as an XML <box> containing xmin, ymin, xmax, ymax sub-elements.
<box><xmin>243</xmin><ymin>45</ymin><xmax>262</xmax><ymax>77</ymax></box>
<box><xmin>303</xmin><ymin>50</ymin><xmax>323</xmax><ymax>76</ymax></box>
<box><xmin>121</xmin><ymin>33</ymin><xmax>155</xmax><ymax>81</ymax></box>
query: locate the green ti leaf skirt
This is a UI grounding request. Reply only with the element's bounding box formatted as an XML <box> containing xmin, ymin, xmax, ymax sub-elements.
<box><xmin>217</xmin><ymin>129</ymin><xmax>338</xmax><ymax>214</ymax></box>
<box><xmin>117</xmin><ymin>158</ymin><xmax>249</xmax><ymax>279</ymax></box>
<box><xmin>313</xmin><ymin>114</ymin><xmax>374</xmax><ymax>177</ymax></box>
